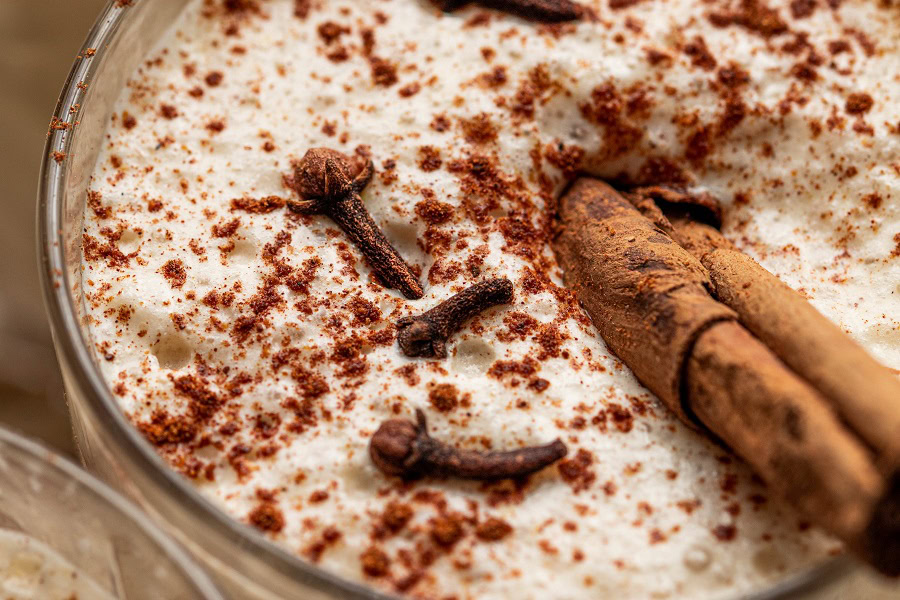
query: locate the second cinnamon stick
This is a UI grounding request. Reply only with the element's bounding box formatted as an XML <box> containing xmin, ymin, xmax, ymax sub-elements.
<box><xmin>668</xmin><ymin>213</ymin><xmax>900</xmax><ymax>472</ymax></box>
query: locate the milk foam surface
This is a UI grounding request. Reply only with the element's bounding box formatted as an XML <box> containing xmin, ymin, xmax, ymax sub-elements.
<box><xmin>81</xmin><ymin>0</ymin><xmax>899</xmax><ymax>597</ymax></box>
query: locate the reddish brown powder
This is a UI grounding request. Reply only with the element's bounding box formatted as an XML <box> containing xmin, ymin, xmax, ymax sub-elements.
<box><xmin>160</xmin><ymin>259</ymin><xmax>187</xmax><ymax>288</ymax></box>
<box><xmin>475</xmin><ymin>517</ymin><xmax>513</xmax><ymax>541</ymax></box>
<box><xmin>248</xmin><ymin>501</ymin><xmax>285</xmax><ymax>533</ymax></box>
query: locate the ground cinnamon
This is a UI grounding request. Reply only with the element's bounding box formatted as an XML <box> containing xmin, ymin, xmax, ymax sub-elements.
<box><xmin>552</xmin><ymin>178</ymin><xmax>899</xmax><ymax>574</ymax></box>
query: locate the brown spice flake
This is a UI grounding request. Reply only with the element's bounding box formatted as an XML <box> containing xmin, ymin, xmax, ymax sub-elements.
<box><xmin>82</xmin><ymin>234</ymin><xmax>132</xmax><ymax>268</ymax></box>
<box><xmin>606</xmin><ymin>402</ymin><xmax>634</xmax><ymax>433</ymax></box>
<box><xmin>459</xmin><ymin>113</ymin><xmax>499</xmax><ymax>145</ymax></box>
<box><xmin>502</xmin><ymin>311</ymin><xmax>539</xmax><ymax>340</ymax></box>
<box><xmin>712</xmin><ymin>524</ymin><xmax>738</xmax><ymax>541</ymax></box>
<box><xmin>361</xmin><ymin>546</ymin><xmax>391</xmax><ymax>577</ymax></box>
<box><xmin>790</xmin><ymin>0</ymin><xmax>816</xmax><ymax>18</ymax></box>
<box><xmin>370</xmin><ymin>57</ymin><xmax>398</xmax><ymax>87</ymax></box>
<box><xmin>609</xmin><ymin>0</ymin><xmax>643</xmax><ymax>8</ymax></box>
<box><xmin>206</xmin><ymin>119</ymin><xmax>226</xmax><ymax>133</ymax></box>
<box><xmin>205</xmin><ymin>71</ymin><xmax>224</xmax><ymax>87</ymax></box>
<box><xmin>231</xmin><ymin>195</ymin><xmax>286</xmax><ymax>214</ymax></box>
<box><xmin>304</xmin><ymin>527</ymin><xmax>342</xmax><ymax>562</ymax></box>
<box><xmin>488</xmin><ymin>356</ymin><xmax>539</xmax><ymax>380</ymax></box>
<box><xmin>294</xmin><ymin>0</ymin><xmax>312</xmax><ymax>18</ymax></box>
<box><xmin>137</xmin><ymin>410</ymin><xmax>197</xmax><ymax>446</ymax></box>
<box><xmin>223</xmin><ymin>0</ymin><xmax>259</xmax><ymax>14</ymax></box>
<box><xmin>212</xmin><ymin>218</ymin><xmax>241</xmax><ymax>238</ymax></box>
<box><xmin>394</xmin><ymin>364</ymin><xmax>420</xmax><ymax>387</ymax></box>
<box><xmin>545</xmin><ymin>142</ymin><xmax>585</xmax><ymax>178</ymax></box>
<box><xmin>478</xmin><ymin>66</ymin><xmax>508</xmax><ymax>88</ymax></box>
<box><xmin>430</xmin><ymin>514</ymin><xmax>465</xmax><ymax>547</ymax></box>
<box><xmin>159</xmin><ymin>259</ymin><xmax>187</xmax><ymax>289</ymax></box>
<box><xmin>861</xmin><ymin>193</ymin><xmax>883</xmax><ymax>210</ymax></box>
<box><xmin>415</xmin><ymin>195</ymin><xmax>454</xmax><ymax>225</ymax></box>
<box><xmin>645</xmin><ymin>47</ymin><xmax>673</xmax><ymax>66</ymax></box>
<box><xmin>309</xmin><ymin>489</ymin><xmax>330</xmax><ymax>503</ymax></box>
<box><xmin>248</xmin><ymin>501</ymin><xmax>285</xmax><ymax>533</ymax></box>
<box><xmin>828</xmin><ymin>39</ymin><xmax>851</xmax><ymax>55</ymax></box>
<box><xmin>845</xmin><ymin>92</ymin><xmax>874</xmax><ymax>115</ymax></box>
<box><xmin>172</xmin><ymin>374</ymin><xmax>223</xmax><ymax>421</ymax></box>
<box><xmin>708</xmin><ymin>0</ymin><xmax>789</xmax><ymax>39</ymax></box>
<box><xmin>87</xmin><ymin>190</ymin><xmax>111</xmax><ymax>219</ymax></box>
<box><xmin>417</xmin><ymin>146</ymin><xmax>443</xmax><ymax>172</ymax></box>
<box><xmin>558</xmin><ymin>448</ymin><xmax>596</xmax><ymax>493</ymax></box>
<box><xmin>317</xmin><ymin>21</ymin><xmax>350</xmax><ymax>44</ymax></box>
<box><xmin>475</xmin><ymin>517</ymin><xmax>513</xmax><ymax>541</ymax></box>
<box><xmin>346</xmin><ymin>297</ymin><xmax>382</xmax><ymax>326</ymax></box>
<box><xmin>431</xmin><ymin>114</ymin><xmax>452</xmax><ymax>132</ymax></box>
<box><xmin>398</xmin><ymin>82</ymin><xmax>422</xmax><ymax>97</ymax></box>
<box><xmin>683</xmin><ymin>36</ymin><xmax>717</xmax><ymax>71</ymax></box>
<box><xmin>428</xmin><ymin>383</ymin><xmax>460</xmax><ymax>412</ymax></box>
<box><xmin>717</xmin><ymin>64</ymin><xmax>750</xmax><ymax>88</ymax></box>
<box><xmin>382</xmin><ymin>502</ymin><xmax>414</xmax><ymax>533</ymax></box>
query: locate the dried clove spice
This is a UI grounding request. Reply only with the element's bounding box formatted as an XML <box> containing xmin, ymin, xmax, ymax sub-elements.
<box><xmin>287</xmin><ymin>148</ymin><xmax>423</xmax><ymax>299</ymax></box>
<box><xmin>432</xmin><ymin>0</ymin><xmax>584</xmax><ymax>22</ymax></box>
<box><xmin>370</xmin><ymin>409</ymin><xmax>567</xmax><ymax>480</ymax></box>
<box><xmin>397</xmin><ymin>277</ymin><xmax>513</xmax><ymax>358</ymax></box>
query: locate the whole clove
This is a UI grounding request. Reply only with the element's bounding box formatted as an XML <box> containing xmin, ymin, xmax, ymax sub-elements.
<box><xmin>287</xmin><ymin>148</ymin><xmax>423</xmax><ymax>299</ymax></box>
<box><xmin>397</xmin><ymin>278</ymin><xmax>513</xmax><ymax>358</ymax></box>
<box><xmin>432</xmin><ymin>0</ymin><xmax>584</xmax><ymax>22</ymax></box>
<box><xmin>370</xmin><ymin>409</ymin><xmax>567</xmax><ymax>480</ymax></box>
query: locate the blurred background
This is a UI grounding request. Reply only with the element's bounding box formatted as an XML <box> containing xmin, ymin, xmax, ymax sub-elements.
<box><xmin>0</xmin><ymin>0</ymin><xmax>107</xmax><ymax>455</ymax></box>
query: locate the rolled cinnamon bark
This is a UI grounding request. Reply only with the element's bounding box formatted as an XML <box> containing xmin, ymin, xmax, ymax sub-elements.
<box><xmin>551</xmin><ymin>178</ymin><xmax>735</xmax><ymax>423</ymax></box>
<box><xmin>688</xmin><ymin>320</ymin><xmax>889</xmax><ymax>570</ymax></box>
<box><xmin>553</xmin><ymin>178</ymin><xmax>898</xmax><ymax>574</ymax></box>
<box><xmin>669</xmin><ymin>214</ymin><xmax>900</xmax><ymax>472</ymax></box>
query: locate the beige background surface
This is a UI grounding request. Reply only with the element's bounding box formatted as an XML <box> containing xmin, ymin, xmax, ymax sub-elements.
<box><xmin>0</xmin><ymin>0</ymin><xmax>107</xmax><ymax>455</ymax></box>
<box><xmin>0</xmin><ymin>1</ymin><xmax>896</xmax><ymax>597</ymax></box>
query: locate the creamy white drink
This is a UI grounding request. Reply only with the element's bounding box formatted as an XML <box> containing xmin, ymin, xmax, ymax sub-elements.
<box><xmin>0</xmin><ymin>530</ymin><xmax>114</xmax><ymax>600</ymax></box>
<box><xmin>80</xmin><ymin>0</ymin><xmax>898</xmax><ymax>597</ymax></box>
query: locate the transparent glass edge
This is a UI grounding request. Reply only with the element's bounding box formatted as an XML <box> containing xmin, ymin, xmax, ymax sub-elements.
<box><xmin>0</xmin><ymin>426</ymin><xmax>226</xmax><ymax>600</ymax></box>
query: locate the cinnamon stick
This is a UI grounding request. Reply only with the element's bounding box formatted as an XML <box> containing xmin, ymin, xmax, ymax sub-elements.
<box><xmin>688</xmin><ymin>320</ymin><xmax>888</xmax><ymax>568</ymax></box>
<box><xmin>552</xmin><ymin>178</ymin><xmax>898</xmax><ymax>574</ymax></box>
<box><xmin>551</xmin><ymin>178</ymin><xmax>735</xmax><ymax>423</ymax></box>
<box><xmin>667</xmin><ymin>212</ymin><xmax>900</xmax><ymax>472</ymax></box>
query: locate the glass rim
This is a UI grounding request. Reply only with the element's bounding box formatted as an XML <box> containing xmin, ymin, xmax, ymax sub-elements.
<box><xmin>35</xmin><ymin>1</ymin><xmax>854</xmax><ymax>598</ymax></box>
<box><xmin>0</xmin><ymin>424</ymin><xmax>226</xmax><ymax>599</ymax></box>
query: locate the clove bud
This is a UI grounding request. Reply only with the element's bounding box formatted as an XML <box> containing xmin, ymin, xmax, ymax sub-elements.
<box><xmin>397</xmin><ymin>278</ymin><xmax>513</xmax><ymax>358</ymax></box>
<box><xmin>370</xmin><ymin>409</ymin><xmax>567</xmax><ymax>480</ymax></box>
<box><xmin>287</xmin><ymin>148</ymin><xmax>423</xmax><ymax>299</ymax></box>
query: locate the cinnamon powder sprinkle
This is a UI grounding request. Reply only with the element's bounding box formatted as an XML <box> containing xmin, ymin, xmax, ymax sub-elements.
<box><xmin>160</xmin><ymin>259</ymin><xmax>187</xmax><ymax>288</ymax></box>
<box><xmin>248</xmin><ymin>502</ymin><xmax>285</xmax><ymax>533</ymax></box>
